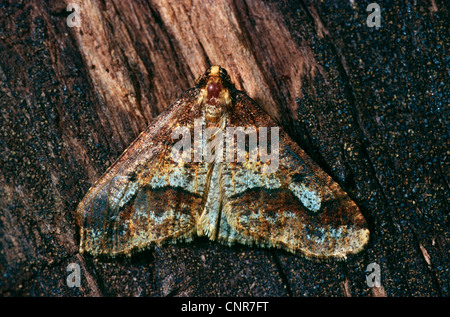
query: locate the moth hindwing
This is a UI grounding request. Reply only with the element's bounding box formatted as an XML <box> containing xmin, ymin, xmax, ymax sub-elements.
<box><xmin>77</xmin><ymin>65</ymin><xmax>369</xmax><ymax>260</ymax></box>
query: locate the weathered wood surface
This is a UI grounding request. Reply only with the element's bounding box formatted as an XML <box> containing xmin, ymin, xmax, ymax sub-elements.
<box><xmin>0</xmin><ymin>0</ymin><xmax>448</xmax><ymax>296</ymax></box>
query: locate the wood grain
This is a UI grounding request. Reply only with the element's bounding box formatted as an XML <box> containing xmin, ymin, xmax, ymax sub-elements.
<box><xmin>0</xmin><ymin>0</ymin><xmax>447</xmax><ymax>296</ymax></box>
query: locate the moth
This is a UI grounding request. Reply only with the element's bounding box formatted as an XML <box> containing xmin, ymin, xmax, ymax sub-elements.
<box><xmin>77</xmin><ymin>66</ymin><xmax>369</xmax><ymax>260</ymax></box>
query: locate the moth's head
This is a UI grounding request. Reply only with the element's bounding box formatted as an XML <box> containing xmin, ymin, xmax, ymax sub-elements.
<box><xmin>196</xmin><ymin>65</ymin><xmax>234</xmax><ymax>123</ymax></box>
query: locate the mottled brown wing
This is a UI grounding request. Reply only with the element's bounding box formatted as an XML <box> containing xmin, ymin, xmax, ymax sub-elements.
<box><xmin>77</xmin><ymin>88</ymin><xmax>207</xmax><ymax>256</ymax></box>
<box><xmin>216</xmin><ymin>91</ymin><xmax>369</xmax><ymax>260</ymax></box>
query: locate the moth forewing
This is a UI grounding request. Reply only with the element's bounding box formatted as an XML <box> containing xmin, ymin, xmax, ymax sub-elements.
<box><xmin>77</xmin><ymin>89</ymin><xmax>205</xmax><ymax>255</ymax></box>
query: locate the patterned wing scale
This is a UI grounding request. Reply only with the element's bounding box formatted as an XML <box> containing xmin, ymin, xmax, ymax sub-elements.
<box><xmin>215</xmin><ymin>91</ymin><xmax>369</xmax><ymax>259</ymax></box>
<box><xmin>77</xmin><ymin>88</ymin><xmax>207</xmax><ymax>256</ymax></box>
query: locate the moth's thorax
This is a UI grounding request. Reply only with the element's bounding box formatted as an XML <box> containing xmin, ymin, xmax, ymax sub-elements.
<box><xmin>198</xmin><ymin>66</ymin><xmax>232</xmax><ymax>125</ymax></box>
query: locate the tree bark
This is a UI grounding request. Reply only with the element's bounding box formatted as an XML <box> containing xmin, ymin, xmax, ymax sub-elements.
<box><xmin>0</xmin><ymin>0</ymin><xmax>448</xmax><ymax>296</ymax></box>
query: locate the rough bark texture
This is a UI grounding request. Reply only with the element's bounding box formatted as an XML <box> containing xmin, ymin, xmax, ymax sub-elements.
<box><xmin>0</xmin><ymin>0</ymin><xmax>448</xmax><ymax>296</ymax></box>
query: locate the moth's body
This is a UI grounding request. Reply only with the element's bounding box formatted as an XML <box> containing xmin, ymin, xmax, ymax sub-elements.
<box><xmin>77</xmin><ymin>66</ymin><xmax>369</xmax><ymax>260</ymax></box>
